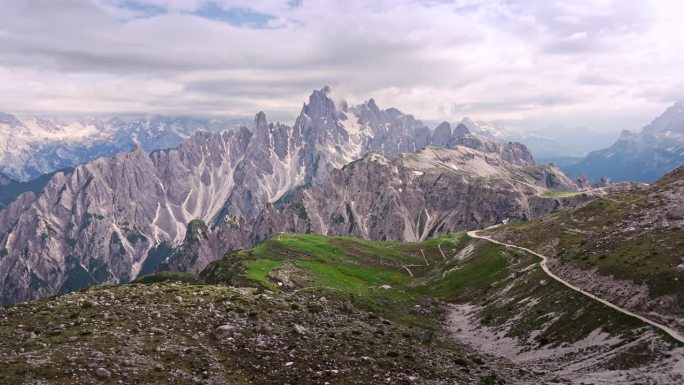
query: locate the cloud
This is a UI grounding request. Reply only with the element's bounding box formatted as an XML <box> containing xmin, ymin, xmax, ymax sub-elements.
<box><xmin>0</xmin><ymin>0</ymin><xmax>681</xmax><ymax>136</ymax></box>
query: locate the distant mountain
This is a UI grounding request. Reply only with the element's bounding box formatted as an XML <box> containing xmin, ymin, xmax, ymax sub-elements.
<box><xmin>0</xmin><ymin>87</ymin><xmax>581</xmax><ymax>305</ymax></box>
<box><xmin>458</xmin><ymin>118</ymin><xmax>583</xmax><ymax>161</ymax></box>
<box><xmin>563</xmin><ymin>102</ymin><xmax>684</xmax><ymax>182</ymax></box>
<box><xmin>0</xmin><ymin>172</ymin><xmax>12</xmax><ymax>187</ymax></box>
<box><xmin>0</xmin><ymin>113</ymin><xmax>245</xmax><ymax>181</ymax></box>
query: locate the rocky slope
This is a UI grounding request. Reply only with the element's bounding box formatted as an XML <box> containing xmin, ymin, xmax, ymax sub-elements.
<box><xmin>563</xmin><ymin>102</ymin><xmax>684</xmax><ymax>182</ymax></box>
<box><xmin>486</xmin><ymin>166</ymin><xmax>684</xmax><ymax>334</ymax></box>
<box><xmin>167</xmin><ymin>144</ymin><xmax>584</xmax><ymax>273</ymax></box>
<box><xmin>0</xmin><ymin>87</ymin><xmax>583</xmax><ymax>306</ymax></box>
<box><xmin>0</xmin><ymin>170</ymin><xmax>71</xmax><ymax>209</ymax></box>
<box><xmin>0</xmin><ymin>112</ymin><xmax>243</xmax><ymax>182</ymax></box>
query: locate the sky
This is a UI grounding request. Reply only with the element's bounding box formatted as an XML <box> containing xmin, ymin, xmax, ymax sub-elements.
<box><xmin>1</xmin><ymin>0</ymin><xmax>683</xmax><ymax>147</ymax></box>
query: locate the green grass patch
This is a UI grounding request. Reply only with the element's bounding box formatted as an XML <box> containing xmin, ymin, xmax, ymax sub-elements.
<box><xmin>244</xmin><ymin>259</ymin><xmax>281</xmax><ymax>290</ymax></box>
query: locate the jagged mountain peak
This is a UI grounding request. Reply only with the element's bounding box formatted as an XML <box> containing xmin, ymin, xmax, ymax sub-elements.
<box><xmin>362</xmin><ymin>98</ymin><xmax>381</xmax><ymax>113</ymax></box>
<box><xmin>452</xmin><ymin>122</ymin><xmax>471</xmax><ymax>137</ymax></box>
<box><xmin>302</xmin><ymin>87</ymin><xmax>337</xmax><ymax>118</ymax></box>
<box><xmin>253</xmin><ymin>111</ymin><xmax>269</xmax><ymax>132</ymax></box>
<box><xmin>643</xmin><ymin>101</ymin><xmax>684</xmax><ymax>136</ymax></box>
<box><xmin>431</xmin><ymin>122</ymin><xmax>452</xmax><ymax>147</ymax></box>
<box><xmin>664</xmin><ymin>100</ymin><xmax>684</xmax><ymax>115</ymax></box>
<box><xmin>105</xmin><ymin>116</ymin><xmax>126</xmax><ymax>125</ymax></box>
<box><xmin>435</xmin><ymin>121</ymin><xmax>451</xmax><ymax>130</ymax></box>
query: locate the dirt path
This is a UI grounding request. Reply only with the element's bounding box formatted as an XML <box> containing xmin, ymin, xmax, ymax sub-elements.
<box><xmin>466</xmin><ymin>230</ymin><xmax>684</xmax><ymax>344</ymax></box>
<box><xmin>437</xmin><ymin>241</ymin><xmax>447</xmax><ymax>261</ymax></box>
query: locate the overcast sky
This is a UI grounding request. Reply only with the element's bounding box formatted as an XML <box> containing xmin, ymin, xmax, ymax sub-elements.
<box><xmin>1</xmin><ymin>0</ymin><xmax>683</xmax><ymax>141</ymax></box>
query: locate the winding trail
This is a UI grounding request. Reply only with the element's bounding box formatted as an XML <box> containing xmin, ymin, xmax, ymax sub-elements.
<box><xmin>466</xmin><ymin>229</ymin><xmax>684</xmax><ymax>344</ymax></box>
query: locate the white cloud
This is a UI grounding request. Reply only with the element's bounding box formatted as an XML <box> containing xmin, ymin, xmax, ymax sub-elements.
<box><xmin>0</xmin><ymin>0</ymin><xmax>682</xmax><ymax>136</ymax></box>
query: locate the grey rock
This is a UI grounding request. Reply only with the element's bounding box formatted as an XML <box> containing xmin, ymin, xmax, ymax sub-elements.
<box><xmin>95</xmin><ymin>367</ymin><xmax>111</xmax><ymax>379</ymax></box>
<box><xmin>293</xmin><ymin>324</ymin><xmax>307</xmax><ymax>335</ymax></box>
<box><xmin>420</xmin><ymin>330</ymin><xmax>435</xmax><ymax>344</ymax></box>
<box><xmin>214</xmin><ymin>324</ymin><xmax>236</xmax><ymax>339</ymax></box>
<box><xmin>431</xmin><ymin>122</ymin><xmax>452</xmax><ymax>147</ymax></box>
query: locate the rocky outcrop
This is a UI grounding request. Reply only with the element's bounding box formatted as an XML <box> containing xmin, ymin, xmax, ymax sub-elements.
<box><xmin>430</xmin><ymin>122</ymin><xmax>537</xmax><ymax>167</ymax></box>
<box><xmin>430</xmin><ymin>122</ymin><xmax>452</xmax><ymax>148</ymax></box>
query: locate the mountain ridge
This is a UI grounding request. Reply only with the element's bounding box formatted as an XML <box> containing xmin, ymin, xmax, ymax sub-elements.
<box><xmin>563</xmin><ymin>102</ymin><xmax>684</xmax><ymax>182</ymax></box>
<box><xmin>0</xmin><ymin>112</ymin><xmax>247</xmax><ymax>182</ymax></box>
<box><xmin>0</xmin><ymin>88</ymin><xmax>575</xmax><ymax>306</ymax></box>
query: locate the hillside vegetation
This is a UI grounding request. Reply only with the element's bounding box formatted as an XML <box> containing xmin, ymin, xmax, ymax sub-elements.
<box><xmin>1</xmin><ymin>232</ymin><xmax>681</xmax><ymax>384</ymax></box>
<box><xmin>486</xmin><ymin>166</ymin><xmax>684</xmax><ymax>332</ymax></box>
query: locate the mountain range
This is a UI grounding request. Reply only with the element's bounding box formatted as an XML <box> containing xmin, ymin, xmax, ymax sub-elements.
<box><xmin>2</xmin><ymin>88</ymin><xmax>684</xmax><ymax>384</ymax></box>
<box><xmin>563</xmin><ymin>102</ymin><xmax>684</xmax><ymax>182</ymax></box>
<box><xmin>0</xmin><ymin>87</ymin><xmax>588</xmax><ymax>306</ymax></box>
<box><xmin>458</xmin><ymin>118</ymin><xmax>584</xmax><ymax>162</ymax></box>
<box><xmin>0</xmin><ymin>112</ymin><xmax>245</xmax><ymax>181</ymax></box>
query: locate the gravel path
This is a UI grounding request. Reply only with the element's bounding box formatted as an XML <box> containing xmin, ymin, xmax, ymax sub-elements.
<box><xmin>466</xmin><ymin>230</ymin><xmax>684</xmax><ymax>344</ymax></box>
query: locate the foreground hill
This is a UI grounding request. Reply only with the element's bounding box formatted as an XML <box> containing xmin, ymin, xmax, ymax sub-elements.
<box><xmin>486</xmin><ymin>166</ymin><xmax>684</xmax><ymax>334</ymax></box>
<box><xmin>2</xmin><ymin>233</ymin><xmax>680</xmax><ymax>384</ymax></box>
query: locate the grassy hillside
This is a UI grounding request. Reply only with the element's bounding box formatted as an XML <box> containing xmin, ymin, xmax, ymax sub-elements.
<box><xmin>485</xmin><ymin>166</ymin><xmax>684</xmax><ymax>331</ymax></box>
<box><xmin>203</xmin><ymin>234</ymin><xmax>674</xmax><ymax>345</ymax></box>
<box><xmin>1</xmin><ymin>232</ymin><xmax>680</xmax><ymax>384</ymax></box>
<box><xmin>200</xmin><ymin>232</ymin><xmax>681</xmax><ymax>384</ymax></box>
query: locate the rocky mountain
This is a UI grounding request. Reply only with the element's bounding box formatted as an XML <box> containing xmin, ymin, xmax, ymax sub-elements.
<box><xmin>165</xmin><ymin>144</ymin><xmax>582</xmax><ymax>273</ymax></box>
<box><xmin>563</xmin><ymin>102</ymin><xmax>684</xmax><ymax>182</ymax></box>
<box><xmin>0</xmin><ymin>88</ymin><xmax>581</xmax><ymax>306</ymax></box>
<box><xmin>429</xmin><ymin>121</ymin><xmax>536</xmax><ymax>166</ymax></box>
<box><xmin>486</xmin><ymin>166</ymin><xmax>684</xmax><ymax>334</ymax></box>
<box><xmin>0</xmin><ymin>112</ymin><xmax>244</xmax><ymax>182</ymax></box>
